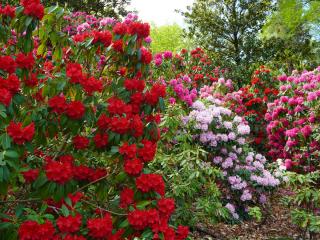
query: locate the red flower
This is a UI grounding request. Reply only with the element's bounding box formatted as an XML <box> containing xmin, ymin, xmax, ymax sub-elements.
<box><xmin>1</xmin><ymin>5</ymin><xmax>15</xmax><ymax>18</ymax></box>
<box><xmin>45</xmin><ymin>160</ymin><xmax>73</xmax><ymax>185</ymax></box>
<box><xmin>87</xmin><ymin>214</ymin><xmax>113</xmax><ymax>239</ymax></box>
<box><xmin>112</xmin><ymin>39</ymin><xmax>124</xmax><ymax>52</ymax></box>
<box><xmin>73</xmin><ymin>135</ymin><xmax>89</xmax><ymax>150</ymax></box>
<box><xmin>80</xmin><ymin>76</ymin><xmax>103</xmax><ymax>96</ymax></box>
<box><xmin>124</xmin><ymin>79</ymin><xmax>145</xmax><ymax>92</ymax></box>
<box><xmin>0</xmin><ymin>88</ymin><xmax>12</xmax><ymax>106</ymax></box>
<box><xmin>119</xmin><ymin>188</ymin><xmax>134</xmax><ymax>208</ymax></box>
<box><xmin>63</xmin><ymin>235</ymin><xmax>86</xmax><ymax>240</ymax></box>
<box><xmin>48</xmin><ymin>95</ymin><xmax>67</xmax><ymax>114</ymax></box>
<box><xmin>21</xmin><ymin>0</ymin><xmax>44</xmax><ymax>20</ymax></box>
<box><xmin>22</xmin><ymin>169</ymin><xmax>39</xmax><ymax>183</ymax></box>
<box><xmin>176</xmin><ymin>226</ymin><xmax>189</xmax><ymax>240</ymax></box>
<box><xmin>97</xmin><ymin>114</ymin><xmax>111</xmax><ymax>130</ymax></box>
<box><xmin>136</xmin><ymin>174</ymin><xmax>165</xmax><ymax>196</ymax></box>
<box><xmin>74</xmin><ymin>165</ymin><xmax>93</xmax><ymax>181</ymax></box>
<box><xmin>18</xmin><ymin>220</ymin><xmax>55</xmax><ymax>240</ymax></box>
<box><xmin>127</xmin><ymin>22</ymin><xmax>150</xmax><ymax>39</ymax></box>
<box><xmin>145</xmin><ymin>84</ymin><xmax>166</xmax><ymax>106</ymax></box>
<box><xmin>66</xmin><ymin>101</ymin><xmax>85</xmax><ymax>120</ymax></box>
<box><xmin>124</xmin><ymin>158</ymin><xmax>143</xmax><ymax>176</ymax></box>
<box><xmin>138</xmin><ymin>140</ymin><xmax>157</xmax><ymax>163</ymax></box>
<box><xmin>16</xmin><ymin>53</ymin><xmax>34</xmax><ymax>70</ymax></box>
<box><xmin>0</xmin><ymin>56</ymin><xmax>16</xmax><ymax>74</ymax></box>
<box><xmin>131</xmin><ymin>115</ymin><xmax>144</xmax><ymax>137</ymax></box>
<box><xmin>107</xmin><ymin>97</ymin><xmax>127</xmax><ymax>116</ymax></box>
<box><xmin>113</xmin><ymin>22</ymin><xmax>127</xmax><ymax>35</ymax></box>
<box><xmin>92</xmin><ymin>30</ymin><xmax>112</xmax><ymax>47</ymax></box>
<box><xmin>0</xmin><ymin>74</ymin><xmax>20</xmax><ymax>93</ymax></box>
<box><xmin>93</xmin><ymin>133</ymin><xmax>109</xmax><ymax>148</ymax></box>
<box><xmin>24</xmin><ymin>73</ymin><xmax>38</xmax><ymax>87</ymax></box>
<box><xmin>128</xmin><ymin>209</ymin><xmax>159</xmax><ymax>230</ymax></box>
<box><xmin>157</xmin><ymin>198</ymin><xmax>175</xmax><ymax>217</ymax></box>
<box><xmin>119</xmin><ymin>142</ymin><xmax>137</xmax><ymax>159</ymax></box>
<box><xmin>140</xmin><ymin>47</ymin><xmax>152</xmax><ymax>64</ymax></box>
<box><xmin>66</xmin><ymin>63</ymin><xmax>83</xmax><ymax>84</ymax></box>
<box><xmin>57</xmin><ymin>214</ymin><xmax>82</xmax><ymax>233</ymax></box>
<box><xmin>110</xmin><ymin>116</ymin><xmax>130</xmax><ymax>134</ymax></box>
<box><xmin>7</xmin><ymin>122</ymin><xmax>35</xmax><ymax>145</ymax></box>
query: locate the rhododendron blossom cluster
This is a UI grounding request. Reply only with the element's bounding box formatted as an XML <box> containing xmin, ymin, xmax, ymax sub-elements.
<box><xmin>0</xmin><ymin>3</ymin><xmax>188</xmax><ymax>239</ymax></box>
<box><xmin>266</xmin><ymin>68</ymin><xmax>320</xmax><ymax>172</ymax></box>
<box><xmin>183</xmin><ymin>99</ymin><xmax>282</xmax><ymax>218</ymax></box>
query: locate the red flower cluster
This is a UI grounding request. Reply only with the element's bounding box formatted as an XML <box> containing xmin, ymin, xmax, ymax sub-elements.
<box><xmin>145</xmin><ymin>83</ymin><xmax>166</xmax><ymax>106</ymax></box>
<box><xmin>24</xmin><ymin>73</ymin><xmax>38</xmax><ymax>87</ymax></box>
<box><xmin>140</xmin><ymin>47</ymin><xmax>152</xmax><ymax>64</ymax></box>
<box><xmin>73</xmin><ymin>135</ymin><xmax>89</xmax><ymax>149</ymax></box>
<box><xmin>87</xmin><ymin>214</ymin><xmax>113</xmax><ymax>238</ymax></box>
<box><xmin>7</xmin><ymin>122</ymin><xmax>35</xmax><ymax>145</ymax></box>
<box><xmin>93</xmin><ymin>133</ymin><xmax>109</xmax><ymax>148</ymax></box>
<box><xmin>45</xmin><ymin>158</ymin><xmax>73</xmax><ymax>185</ymax></box>
<box><xmin>138</xmin><ymin>140</ymin><xmax>157</xmax><ymax>162</ymax></box>
<box><xmin>124</xmin><ymin>158</ymin><xmax>144</xmax><ymax>176</ymax></box>
<box><xmin>124</xmin><ymin>78</ymin><xmax>145</xmax><ymax>92</ymax></box>
<box><xmin>81</xmin><ymin>76</ymin><xmax>103</xmax><ymax>95</ymax></box>
<box><xmin>0</xmin><ymin>74</ymin><xmax>21</xmax><ymax>93</ymax></box>
<box><xmin>66</xmin><ymin>101</ymin><xmax>85</xmax><ymax>120</ymax></box>
<box><xmin>113</xmin><ymin>22</ymin><xmax>127</xmax><ymax>36</ymax></box>
<box><xmin>57</xmin><ymin>214</ymin><xmax>82</xmax><ymax>233</ymax></box>
<box><xmin>48</xmin><ymin>95</ymin><xmax>67</xmax><ymax>114</ymax></box>
<box><xmin>20</xmin><ymin>0</ymin><xmax>44</xmax><ymax>20</ymax></box>
<box><xmin>0</xmin><ymin>88</ymin><xmax>12</xmax><ymax>106</ymax></box>
<box><xmin>136</xmin><ymin>174</ymin><xmax>165</xmax><ymax>196</ymax></box>
<box><xmin>119</xmin><ymin>187</ymin><xmax>134</xmax><ymax>208</ymax></box>
<box><xmin>16</xmin><ymin>53</ymin><xmax>35</xmax><ymax>70</ymax></box>
<box><xmin>18</xmin><ymin>220</ymin><xmax>55</xmax><ymax>240</ymax></box>
<box><xmin>66</xmin><ymin>63</ymin><xmax>83</xmax><ymax>84</ymax></box>
<box><xmin>157</xmin><ymin>198</ymin><xmax>175</xmax><ymax>217</ymax></box>
<box><xmin>0</xmin><ymin>4</ymin><xmax>15</xmax><ymax>18</ymax></box>
<box><xmin>128</xmin><ymin>209</ymin><xmax>159</xmax><ymax>230</ymax></box>
<box><xmin>0</xmin><ymin>56</ymin><xmax>16</xmax><ymax>74</ymax></box>
<box><xmin>119</xmin><ymin>142</ymin><xmax>137</xmax><ymax>159</ymax></box>
<box><xmin>22</xmin><ymin>169</ymin><xmax>39</xmax><ymax>183</ymax></box>
<box><xmin>127</xmin><ymin>22</ymin><xmax>150</xmax><ymax>39</ymax></box>
<box><xmin>112</xmin><ymin>39</ymin><xmax>124</xmax><ymax>52</ymax></box>
<box><xmin>110</xmin><ymin>116</ymin><xmax>130</xmax><ymax>134</ymax></box>
<box><xmin>92</xmin><ymin>30</ymin><xmax>112</xmax><ymax>47</ymax></box>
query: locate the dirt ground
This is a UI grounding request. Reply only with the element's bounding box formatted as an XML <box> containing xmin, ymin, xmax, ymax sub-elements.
<box><xmin>189</xmin><ymin>190</ymin><xmax>311</xmax><ymax>240</ymax></box>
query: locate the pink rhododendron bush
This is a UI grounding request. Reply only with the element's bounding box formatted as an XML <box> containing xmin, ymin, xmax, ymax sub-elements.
<box><xmin>0</xmin><ymin>3</ymin><xmax>188</xmax><ymax>240</ymax></box>
<box><xmin>266</xmin><ymin>68</ymin><xmax>320</xmax><ymax>173</ymax></box>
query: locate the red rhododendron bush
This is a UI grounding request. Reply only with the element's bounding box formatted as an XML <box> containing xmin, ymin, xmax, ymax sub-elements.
<box><xmin>0</xmin><ymin>2</ymin><xmax>188</xmax><ymax>240</ymax></box>
<box><xmin>222</xmin><ymin>66</ymin><xmax>279</xmax><ymax>153</ymax></box>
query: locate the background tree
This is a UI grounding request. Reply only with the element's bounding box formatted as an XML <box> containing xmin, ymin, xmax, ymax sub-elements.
<box><xmin>150</xmin><ymin>24</ymin><xmax>195</xmax><ymax>53</ymax></box>
<box><xmin>181</xmin><ymin>0</ymin><xmax>274</xmax><ymax>86</ymax></box>
<box><xmin>5</xmin><ymin>0</ymin><xmax>131</xmax><ymax>18</ymax></box>
<box><xmin>262</xmin><ymin>0</ymin><xmax>320</xmax><ymax>73</ymax></box>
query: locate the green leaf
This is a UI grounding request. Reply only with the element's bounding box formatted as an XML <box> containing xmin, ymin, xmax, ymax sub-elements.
<box><xmin>33</xmin><ymin>174</ymin><xmax>48</xmax><ymax>189</ymax></box>
<box><xmin>61</xmin><ymin>204</ymin><xmax>69</xmax><ymax>217</ymax></box>
<box><xmin>136</xmin><ymin>200</ymin><xmax>151</xmax><ymax>210</ymax></box>
<box><xmin>1</xmin><ymin>134</ymin><xmax>11</xmax><ymax>150</ymax></box>
<box><xmin>4</xmin><ymin>150</ymin><xmax>19</xmax><ymax>159</ymax></box>
<box><xmin>25</xmin><ymin>17</ymin><xmax>33</xmax><ymax>28</ymax></box>
<box><xmin>119</xmin><ymin>219</ymin><xmax>129</xmax><ymax>228</ymax></box>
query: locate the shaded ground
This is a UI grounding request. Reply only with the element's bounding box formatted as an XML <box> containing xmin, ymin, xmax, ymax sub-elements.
<box><xmin>189</xmin><ymin>190</ymin><xmax>306</xmax><ymax>240</ymax></box>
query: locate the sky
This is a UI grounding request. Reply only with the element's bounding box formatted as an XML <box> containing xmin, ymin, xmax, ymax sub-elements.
<box><xmin>128</xmin><ymin>0</ymin><xmax>194</xmax><ymax>26</ymax></box>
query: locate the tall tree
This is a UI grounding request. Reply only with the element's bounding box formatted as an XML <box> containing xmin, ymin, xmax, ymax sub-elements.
<box><xmin>5</xmin><ymin>0</ymin><xmax>131</xmax><ymax>18</ymax></box>
<box><xmin>262</xmin><ymin>0</ymin><xmax>320</xmax><ymax>73</ymax></box>
<box><xmin>181</xmin><ymin>0</ymin><xmax>274</xmax><ymax>85</ymax></box>
<box><xmin>150</xmin><ymin>24</ymin><xmax>195</xmax><ymax>53</ymax></box>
